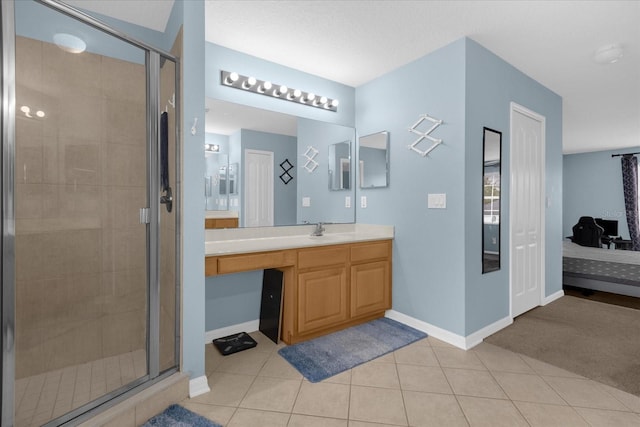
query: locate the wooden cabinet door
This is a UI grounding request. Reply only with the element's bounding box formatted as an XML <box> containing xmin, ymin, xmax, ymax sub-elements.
<box><xmin>297</xmin><ymin>267</ymin><xmax>348</xmax><ymax>334</ymax></box>
<box><xmin>350</xmin><ymin>260</ymin><xmax>390</xmax><ymax>318</ymax></box>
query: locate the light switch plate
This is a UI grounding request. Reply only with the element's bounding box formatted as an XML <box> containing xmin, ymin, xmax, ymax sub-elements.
<box><xmin>428</xmin><ymin>193</ymin><xmax>446</xmax><ymax>209</ymax></box>
<box><xmin>345</xmin><ymin>196</ymin><xmax>351</xmax><ymax>208</ymax></box>
<box><xmin>302</xmin><ymin>197</ymin><xmax>311</xmax><ymax>207</ymax></box>
<box><xmin>360</xmin><ymin>196</ymin><xmax>367</xmax><ymax>208</ymax></box>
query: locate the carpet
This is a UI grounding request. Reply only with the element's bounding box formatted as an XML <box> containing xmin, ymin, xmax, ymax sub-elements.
<box><xmin>142</xmin><ymin>404</ymin><xmax>222</xmax><ymax>427</ymax></box>
<box><xmin>278</xmin><ymin>317</ymin><xmax>427</xmax><ymax>382</ymax></box>
<box><xmin>485</xmin><ymin>296</ymin><xmax>640</xmax><ymax>396</ymax></box>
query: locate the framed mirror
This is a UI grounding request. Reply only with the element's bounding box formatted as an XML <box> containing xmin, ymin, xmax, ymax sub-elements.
<box><xmin>358</xmin><ymin>131</ymin><xmax>389</xmax><ymax>188</ymax></box>
<box><xmin>328</xmin><ymin>141</ymin><xmax>351</xmax><ymax>191</ymax></box>
<box><xmin>482</xmin><ymin>127</ymin><xmax>502</xmax><ymax>273</ymax></box>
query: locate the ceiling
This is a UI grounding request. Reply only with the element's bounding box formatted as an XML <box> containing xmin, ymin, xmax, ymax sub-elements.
<box><xmin>68</xmin><ymin>0</ymin><xmax>639</xmax><ymax>154</ymax></box>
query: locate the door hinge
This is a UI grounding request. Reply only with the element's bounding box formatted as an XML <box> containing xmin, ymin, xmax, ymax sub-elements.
<box><xmin>139</xmin><ymin>207</ymin><xmax>150</xmax><ymax>224</ymax></box>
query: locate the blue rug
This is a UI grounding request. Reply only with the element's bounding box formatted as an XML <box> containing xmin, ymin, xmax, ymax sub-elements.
<box><xmin>142</xmin><ymin>404</ymin><xmax>222</xmax><ymax>427</ymax></box>
<box><xmin>278</xmin><ymin>317</ymin><xmax>427</xmax><ymax>382</ymax></box>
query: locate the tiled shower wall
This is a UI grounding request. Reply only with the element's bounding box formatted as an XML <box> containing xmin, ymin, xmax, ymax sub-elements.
<box><xmin>15</xmin><ymin>35</ymin><xmax>147</xmax><ymax>379</ymax></box>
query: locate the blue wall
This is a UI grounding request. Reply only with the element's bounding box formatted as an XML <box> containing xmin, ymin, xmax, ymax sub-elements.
<box><xmin>355</xmin><ymin>38</ymin><xmax>468</xmax><ymax>335</ymax></box>
<box><xmin>354</xmin><ymin>37</ymin><xmax>563</xmax><ymax>337</ymax></box>
<box><xmin>563</xmin><ymin>147</ymin><xmax>639</xmax><ymax>239</ymax></box>
<box><xmin>464</xmin><ymin>39</ymin><xmax>563</xmax><ymax>334</ymax></box>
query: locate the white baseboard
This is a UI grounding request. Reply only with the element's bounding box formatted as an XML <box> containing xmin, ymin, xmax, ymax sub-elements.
<box><xmin>385</xmin><ymin>310</ymin><xmax>512</xmax><ymax>350</ymax></box>
<box><xmin>204</xmin><ymin>319</ymin><xmax>260</xmax><ymax>344</ymax></box>
<box><xmin>543</xmin><ymin>289</ymin><xmax>564</xmax><ymax>305</ymax></box>
<box><xmin>188</xmin><ymin>375</ymin><xmax>210</xmax><ymax>398</ymax></box>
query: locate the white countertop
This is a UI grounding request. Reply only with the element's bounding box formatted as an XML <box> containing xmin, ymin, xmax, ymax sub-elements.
<box><xmin>205</xmin><ymin>224</ymin><xmax>394</xmax><ymax>256</ymax></box>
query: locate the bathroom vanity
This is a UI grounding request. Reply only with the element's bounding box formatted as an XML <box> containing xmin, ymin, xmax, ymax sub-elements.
<box><xmin>205</xmin><ymin>224</ymin><xmax>393</xmax><ymax>344</ymax></box>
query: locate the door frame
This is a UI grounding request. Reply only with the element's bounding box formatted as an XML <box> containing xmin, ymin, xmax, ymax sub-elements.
<box><xmin>509</xmin><ymin>102</ymin><xmax>546</xmax><ymax>318</ymax></box>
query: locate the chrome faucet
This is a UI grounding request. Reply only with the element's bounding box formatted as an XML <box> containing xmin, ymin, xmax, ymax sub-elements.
<box><xmin>311</xmin><ymin>222</ymin><xmax>325</xmax><ymax>236</ymax></box>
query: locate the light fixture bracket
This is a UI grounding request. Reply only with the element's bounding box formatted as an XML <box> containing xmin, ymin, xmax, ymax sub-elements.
<box><xmin>220</xmin><ymin>71</ymin><xmax>338</xmax><ymax>112</ymax></box>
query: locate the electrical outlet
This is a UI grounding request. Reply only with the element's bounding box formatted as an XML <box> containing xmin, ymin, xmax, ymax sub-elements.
<box><xmin>345</xmin><ymin>196</ymin><xmax>351</xmax><ymax>208</ymax></box>
<box><xmin>302</xmin><ymin>197</ymin><xmax>311</xmax><ymax>207</ymax></box>
<box><xmin>427</xmin><ymin>193</ymin><xmax>446</xmax><ymax>209</ymax></box>
<box><xmin>360</xmin><ymin>196</ymin><xmax>367</xmax><ymax>208</ymax></box>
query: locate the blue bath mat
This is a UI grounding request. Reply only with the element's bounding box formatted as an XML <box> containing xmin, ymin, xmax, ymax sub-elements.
<box><xmin>278</xmin><ymin>317</ymin><xmax>427</xmax><ymax>382</ymax></box>
<box><xmin>142</xmin><ymin>404</ymin><xmax>222</xmax><ymax>427</ymax></box>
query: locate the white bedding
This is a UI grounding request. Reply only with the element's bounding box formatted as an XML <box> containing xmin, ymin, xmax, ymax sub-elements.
<box><xmin>563</xmin><ymin>240</ymin><xmax>640</xmax><ymax>266</ymax></box>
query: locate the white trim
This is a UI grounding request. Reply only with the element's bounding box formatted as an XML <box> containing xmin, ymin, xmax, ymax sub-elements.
<box><xmin>386</xmin><ymin>310</ymin><xmax>512</xmax><ymax>350</ymax></box>
<box><xmin>509</xmin><ymin>102</ymin><xmax>547</xmax><ymax>319</ymax></box>
<box><xmin>542</xmin><ymin>289</ymin><xmax>564</xmax><ymax>305</ymax></box>
<box><xmin>188</xmin><ymin>375</ymin><xmax>210</xmax><ymax>398</ymax></box>
<box><xmin>464</xmin><ymin>315</ymin><xmax>513</xmax><ymax>349</ymax></box>
<box><xmin>204</xmin><ymin>319</ymin><xmax>260</xmax><ymax>344</ymax></box>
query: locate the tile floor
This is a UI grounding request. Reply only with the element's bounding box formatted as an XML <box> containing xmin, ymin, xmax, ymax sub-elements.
<box><xmin>15</xmin><ymin>349</ymin><xmax>147</xmax><ymax>427</ymax></box>
<box><xmin>182</xmin><ymin>332</ymin><xmax>640</xmax><ymax>427</ymax></box>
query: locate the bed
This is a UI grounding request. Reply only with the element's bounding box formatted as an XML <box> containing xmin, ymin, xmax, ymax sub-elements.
<box><xmin>563</xmin><ymin>240</ymin><xmax>640</xmax><ymax>298</ymax></box>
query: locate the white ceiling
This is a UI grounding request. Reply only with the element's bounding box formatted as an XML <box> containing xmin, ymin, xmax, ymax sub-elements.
<box><xmin>69</xmin><ymin>0</ymin><xmax>640</xmax><ymax>155</ymax></box>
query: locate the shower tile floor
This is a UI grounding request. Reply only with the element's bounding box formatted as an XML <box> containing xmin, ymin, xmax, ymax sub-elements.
<box><xmin>14</xmin><ymin>349</ymin><xmax>146</xmax><ymax>427</ymax></box>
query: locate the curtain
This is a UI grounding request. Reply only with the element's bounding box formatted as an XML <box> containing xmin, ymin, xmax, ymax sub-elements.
<box><xmin>621</xmin><ymin>155</ymin><xmax>640</xmax><ymax>251</ymax></box>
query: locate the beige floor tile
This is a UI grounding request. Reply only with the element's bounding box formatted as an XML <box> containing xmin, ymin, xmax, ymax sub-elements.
<box><xmin>181</xmin><ymin>402</ymin><xmax>236</xmax><ymax>426</ymax></box>
<box><xmin>443</xmin><ymin>368</ymin><xmax>507</xmax><ymax>399</ymax></box>
<box><xmin>543</xmin><ymin>376</ymin><xmax>629</xmax><ymax>411</ymax></box>
<box><xmin>394</xmin><ymin>342</ymin><xmax>439</xmax><ymax>366</ymax></box>
<box><xmin>573</xmin><ymin>407</ymin><xmax>640</xmax><ymax>427</ymax></box>
<box><xmin>397</xmin><ymin>364</ymin><xmax>452</xmax><ymax>394</ymax></box>
<box><xmin>348</xmin><ymin>421</ymin><xmax>402</xmax><ymax>427</ymax></box>
<box><xmin>520</xmin><ymin>355</ymin><xmax>584</xmax><ymax>378</ymax></box>
<box><xmin>403</xmin><ymin>390</ymin><xmax>469</xmax><ymax>426</ymax></box>
<box><xmin>351</xmin><ymin>362</ymin><xmax>400</xmax><ymax>389</ymax></box>
<box><xmin>227</xmin><ymin>408</ymin><xmax>290</xmax><ymax>427</ymax></box>
<box><xmin>433</xmin><ymin>347</ymin><xmax>486</xmax><ymax>371</ymax></box>
<box><xmin>371</xmin><ymin>351</ymin><xmax>396</xmax><ymax>363</ymax></box>
<box><xmin>259</xmin><ymin>355</ymin><xmax>304</xmax><ymax>380</ymax></box>
<box><xmin>292</xmin><ymin>382</ymin><xmax>350</xmax><ymax>419</ymax></box>
<box><xmin>425</xmin><ymin>336</ymin><xmax>457</xmax><ymax>348</ymax></box>
<box><xmin>288</xmin><ymin>414</ymin><xmax>348</xmax><ymax>427</ymax></box>
<box><xmin>457</xmin><ymin>396</ymin><xmax>529</xmax><ymax>427</ymax></box>
<box><xmin>471</xmin><ymin>343</ymin><xmax>535</xmax><ymax>374</ymax></box>
<box><xmin>249</xmin><ymin>332</ymin><xmax>281</xmax><ymax>354</ymax></box>
<box><xmin>514</xmin><ymin>401</ymin><xmax>589</xmax><ymax>427</ymax></box>
<box><xmin>239</xmin><ymin>376</ymin><xmax>301</xmax><ymax>413</ymax></box>
<box><xmin>215</xmin><ymin>349</ymin><xmax>271</xmax><ymax>376</ymax></box>
<box><xmin>596</xmin><ymin>383</ymin><xmax>640</xmax><ymax>413</ymax></box>
<box><xmin>492</xmin><ymin>371</ymin><xmax>565</xmax><ymax>405</ymax></box>
<box><xmin>319</xmin><ymin>369</ymin><xmax>352</xmax><ymax>385</ymax></box>
<box><xmin>190</xmin><ymin>372</ymin><xmax>254</xmax><ymax>407</ymax></box>
<box><xmin>349</xmin><ymin>385</ymin><xmax>407</xmax><ymax>426</ymax></box>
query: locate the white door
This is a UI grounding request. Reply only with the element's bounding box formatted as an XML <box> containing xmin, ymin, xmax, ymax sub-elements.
<box><xmin>244</xmin><ymin>149</ymin><xmax>274</xmax><ymax>227</ymax></box>
<box><xmin>510</xmin><ymin>103</ymin><xmax>545</xmax><ymax>317</ymax></box>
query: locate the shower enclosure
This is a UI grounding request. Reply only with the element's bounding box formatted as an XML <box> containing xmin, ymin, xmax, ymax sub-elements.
<box><xmin>2</xmin><ymin>1</ymin><xmax>180</xmax><ymax>425</ymax></box>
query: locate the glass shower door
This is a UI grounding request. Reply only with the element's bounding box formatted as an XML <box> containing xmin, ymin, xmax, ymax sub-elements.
<box><xmin>13</xmin><ymin>2</ymin><xmax>149</xmax><ymax>425</ymax></box>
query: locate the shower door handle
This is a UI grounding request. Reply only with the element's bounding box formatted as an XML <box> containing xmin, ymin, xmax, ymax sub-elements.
<box><xmin>160</xmin><ymin>186</ymin><xmax>173</xmax><ymax>213</ymax></box>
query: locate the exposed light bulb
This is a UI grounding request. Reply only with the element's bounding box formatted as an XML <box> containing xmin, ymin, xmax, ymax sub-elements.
<box><xmin>330</xmin><ymin>99</ymin><xmax>339</xmax><ymax>108</ymax></box>
<box><xmin>242</xmin><ymin>76</ymin><xmax>256</xmax><ymax>89</ymax></box>
<box><xmin>303</xmin><ymin>93</ymin><xmax>315</xmax><ymax>103</ymax></box>
<box><xmin>224</xmin><ymin>72</ymin><xmax>239</xmax><ymax>85</ymax></box>
<box><xmin>258</xmin><ymin>81</ymin><xmax>272</xmax><ymax>93</ymax></box>
<box><xmin>274</xmin><ymin>85</ymin><xmax>288</xmax><ymax>97</ymax></box>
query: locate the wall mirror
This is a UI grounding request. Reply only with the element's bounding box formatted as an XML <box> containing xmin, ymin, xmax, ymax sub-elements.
<box><xmin>482</xmin><ymin>127</ymin><xmax>502</xmax><ymax>273</ymax></box>
<box><xmin>358</xmin><ymin>131</ymin><xmax>389</xmax><ymax>188</ymax></box>
<box><xmin>328</xmin><ymin>141</ymin><xmax>351</xmax><ymax>191</ymax></box>
<box><xmin>205</xmin><ymin>98</ymin><xmax>356</xmax><ymax>227</ymax></box>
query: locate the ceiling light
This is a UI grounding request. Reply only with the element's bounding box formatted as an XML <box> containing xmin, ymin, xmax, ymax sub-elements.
<box><xmin>219</xmin><ymin>71</ymin><xmax>339</xmax><ymax>112</ymax></box>
<box><xmin>53</xmin><ymin>33</ymin><xmax>86</xmax><ymax>54</ymax></box>
<box><xmin>593</xmin><ymin>44</ymin><xmax>624</xmax><ymax>64</ymax></box>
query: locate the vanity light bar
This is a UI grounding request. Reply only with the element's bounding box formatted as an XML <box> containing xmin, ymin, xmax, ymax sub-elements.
<box><xmin>220</xmin><ymin>70</ymin><xmax>339</xmax><ymax>112</ymax></box>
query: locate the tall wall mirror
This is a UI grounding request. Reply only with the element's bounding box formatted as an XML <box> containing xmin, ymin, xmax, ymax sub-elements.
<box><xmin>359</xmin><ymin>131</ymin><xmax>389</xmax><ymax>188</ymax></box>
<box><xmin>205</xmin><ymin>98</ymin><xmax>356</xmax><ymax>227</ymax></box>
<box><xmin>482</xmin><ymin>127</ymin><xmax>502</xmax><ymax>273</ymax></box>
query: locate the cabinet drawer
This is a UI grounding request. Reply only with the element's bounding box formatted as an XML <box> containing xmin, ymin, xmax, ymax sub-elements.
<box><xmin>350</xmin><ymin>240</ymin><xmax>391</xmax><ymax>263</ymax></box>
<box><xmin>298</xmin><ymin>245</ymin><xmax>349</xmax><ymax>269</ymax></box>
<box><xmin>217</xmin><ymin>250</ymin><xmax>295</xmax><ymax>274</ymax></box>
